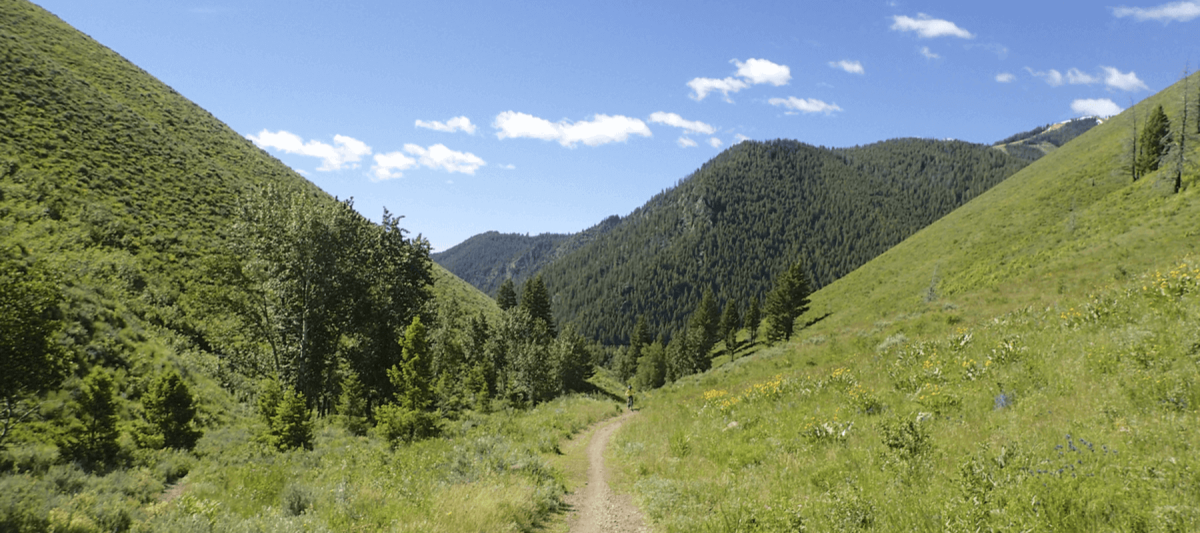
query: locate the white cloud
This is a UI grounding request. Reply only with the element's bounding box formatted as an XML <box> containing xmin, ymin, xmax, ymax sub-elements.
<box><xmin>688</xmin><ymin>57</ymin><xmax>791</xmax><ymax>101</ymax></box>
<box><xmin>371</xmin><ymin>144</ymin><xmax>485</xmax><ymax>180</ymax></box>
<box><xmin>415</xmin><ymin>116</ymin><xmax>477</xmax><ymax>134</ymax></box>
<box><xmin>371</xmin><ymin>151</ymin><xmax>417</xmax><ymax>180</ymax></box>
<box><xmin>1026</xmin><ymin>67</ymin><xmax>1064</xmax><ymax>86</ymax></box>
<box><xmin>769</xmin><ymin>96</ymin><xmax>843</xmax><ymax>115</ymax></box>
<box><xmin>687</xmin><ymin>77</ymin><xmax>750</xmax><ymax>101</ymax></box>
<box><xmin>920</xmin><ymin>46</ymin><xmax>940</xmax><ymax>59</ymax></box>
<box><xmin>891</xmin><ymin>13</ymin><xmax>975</xmax><ymax>39</ymax></box>
<box><xmin>247</xmin><ymin>130</ymin><xmax>372</xmax><ymax>171</ymax></box>
<box><xmin>1113</xmin><ymin>1</ymin><xmax>1200</xmax><ymax>22</ymax></box>
<box><xmin>1066</xmin><ymin>68</ymin><xmax>1100</xmax><ymax>85</ymax></box>
<box><xmin>403</xmin><ymin>144</ymin><xmax>485</xmax><ymax>174</ymax></box>
<box><xmin>829</xmin><ymin>60</ymin><xmax>865</xmax><ymax>74</ymax></box>
<box><xmin>733</xmin><ymin>58</ymin><xmax>792</xmax><ymax>86</ymax></box>
<box><xmin>708</xmin><ymin>137</ymin><xmax>722</xmax><ymax>148</ymax></box>
<box><xmin>500</xmin><ymin>163</ymin><xmax>516</xmax><ymax>170</ymax></box>
<box><xmin>734</xmin><ymin>134</ymin><xmax>751</xmax><ymax>144</ymax></box>
<box><xmin>648</xmin><ymin>112</ymin><xmax>716</xmax><ymax>135</ymax></box>
<box><xmin>1071</xmin><ymin>98</ymin><xmax>1123</xmax><ymax>117</ymax></box>
<box><xmin>678</xmin><ymin>137</ymin><xmax>698</xmax><ymax>148</ymax></box>
<box><xmin>493</xmin><ymin>111</ymin><xmax>652</xmax><ymax>148</ymax></box>
<box><xmin>1102</xmin><ymin>66</ymin><xmax>1149</xmax><ymax>91</ymax></box>
<box><xmin>995</xmin><ymin>72</ymin><xmax>1015</xmax><ymax>83</ymax></box>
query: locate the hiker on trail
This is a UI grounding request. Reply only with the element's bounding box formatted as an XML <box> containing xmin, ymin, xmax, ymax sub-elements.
<box><xmin>626</xmin><ymin>384</ymin><xmax>634</xmax><ymax>410</ymax></box>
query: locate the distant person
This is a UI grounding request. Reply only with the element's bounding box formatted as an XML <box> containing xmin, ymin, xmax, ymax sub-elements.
<box><xmin>626</xmin><ymin>384</ymin><xmax>634</xmax><ymax>410</ymax></box>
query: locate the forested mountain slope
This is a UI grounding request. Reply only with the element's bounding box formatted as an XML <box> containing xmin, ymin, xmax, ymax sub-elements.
<box><xmin>432</xmin><ymin>213</ymin><xmax>620</xmax><ymax>297</ymax></box>
<box><xmin>534</xmin><ymin>138</ymin><xmax>1028</xmax><ymax>344</ymax></box>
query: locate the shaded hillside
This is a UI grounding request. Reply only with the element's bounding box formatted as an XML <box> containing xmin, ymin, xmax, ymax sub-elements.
<box><xmin>993</xmin><ymin>116</ymin><xmax>1101</xmax><ymax>161</ymax></box>
<box><xmin>537</xmin><ymin>138</ymin><xmax>1028</xmax><ymax>344</ymax></box>
<box><xmin>432</xmin><ymin>213</ymin><xmax>619</xmax><ymax>296</ymax></box>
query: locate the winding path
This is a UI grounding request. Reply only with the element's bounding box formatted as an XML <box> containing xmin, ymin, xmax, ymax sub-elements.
<box><xmin>565</xmin><ymin>411</ymin><xmax>649</xmax><ymax>533</ymax></box>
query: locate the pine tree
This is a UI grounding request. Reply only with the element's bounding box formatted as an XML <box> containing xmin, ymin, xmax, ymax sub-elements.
<box><xmin>679</xmin><ymin>288</ymin><xmax>720</xmax><ymax>377</ymax></box>
<box><xmin>765</xmin><ymin>259</ymin><xmax>812</xmax><ymax>344</ymax></box>
<box><xmin>63</xmin><ymin>367</ymin><xmax>122</xmax><ymax>466</ymax></box>
<box><xmin>336</xmin><ymin>365</ymin><xmax>369</xmax><ymax>436</ymax></box>
<box><xmin>496</xmin><ymin>278</ymin><xmax>518</xmax><ymax>311</ymax></box>
<box><xmin>744</xmin><ymin>298</ymin><xmax>762</xmax><ymax>346</ymax></box>
<box><xmin>144</xmin><ymin>371</ymin><xmax>202</xmax><ymax>450</ymax></box>
<box><xmin>520</xmin><ymin>275</ymin><xmax>555</xmax><ymax>335</ymax></box>
<box><xmin>271</xmin><ymin>387</ymin><xmax>313</xmax><ymax>451</ymax></box>
<box><xmin>634</xmin><ymin>341</ymin><xmax>667</xmax><ymax>390</ymax></box>
<box><xmin>394</xmin><ymin>316</ymin><xmax>432</xmax><ymax>412</ymax></box>
<box><xmin>1137</xmin><ymin>104</ymin><xmax>1170</xmax><ymax>176</ymax></box>
<box><xmin>720</xmin><ymin>302</ymin><xmax>741</xmax><ymax>356</ymax></box>
<box><xmin>618</xmin><ymin>316</ymin><xmax>650</xmax><ymax>382</ymax></box>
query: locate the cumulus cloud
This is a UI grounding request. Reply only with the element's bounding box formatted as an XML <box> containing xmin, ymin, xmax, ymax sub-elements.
<box><xmin>415</xmin><ymin>116</ymin><xmax>477</xmax><ymax>134</ymax></box>
<box><xmin>1026</xmin><ymin>67</ymin><xmax>1064</xmax><ymax>87</ymax></box>
<box><xmin>371</xmin><ymin>144</ymin><xmax>485</xmax><ymax>180</ymax></box>
<box><xmin>371</xmin><ymin>151</ymin><xmax>417</xmax><ymax>180</ymax></box>
<box><xmin>709</xmin><ymin>137</ymin><xmax>722</xmax><ymax>148</ymax></box>
<box><xmin>648</xmin><ymin>112</ymin><xmax>716</xmax><ymax>135</ymax></box>
<box><xmin>891</xmin><ymin>14</ymin><xmax>975</xmax><ymax>39</ymax></box>
<box><xmin>829</xmin><ymin>60</ymin><xmax>865</xmax><ymax>74</ymax></box>
<box><xmin>687</xmin><ymin>77</ymin><xmax>749</xmax><ymax>101</ymax></box>
<box><xmin>1113</xmin><ymin>1</ymin><xmax>1200</xmax><ymax>22</ymax></box>
<box><xmin>995</xmin><ymin>72</ymin><xmax>1015</xmax><ymax>83</ymax></box>
<box><xmin>734</xmin><ymin>134</ymin><xmax>751</xmax><ymax>144</ymax></box>
<box><xmin>1066</xmin><ymin>68</ymin><xmax>1100</xmax><ymax>85</ymax></box>
<box><xmin>688</xmin><ymin>58</ymin><xmax>790</xmax><ymax>101</ymax></box>
<box><xmin>920</xmin><ymin>47</ymin><xmax>940</xmax><ymax>59</ymax></box>
<box><xmin>493</xmin><ymin>111</ymin><xmax>652</xmax><ymax>148</ymax></box>
<box><xmin>769</xmin><ymin>97</ymin><xmax>843</xmax><ymax>115</ymax></box>
<box><xmin>1071</xmin><ymin>98</ymin><xmax>1123</xmax><ymax>117</ymax></box>
<box><xmin>247</xmin><ymin>130</ymin><xmax>371</xmax><ymax>171</ymax></box>
<box><xmin>733</xmin><ymin>58</ymin><xmax>792</xmax><ymax>86</ymax></box>
<box><xmin>1102</xmin><ymin>66</ymin><xmax>1149</xmax><ymax>91</ymax></box>
<box><xmin>677</xmin><ymin>137</ymin><xmax>698</xmax><ymax>148</ymax></box>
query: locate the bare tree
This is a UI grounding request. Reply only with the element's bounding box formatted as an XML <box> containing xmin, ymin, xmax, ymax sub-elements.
<box><xmin>1167</xmin><ymin>66</ymin><xmax>1195</xmax><ymax>193</ymax></box>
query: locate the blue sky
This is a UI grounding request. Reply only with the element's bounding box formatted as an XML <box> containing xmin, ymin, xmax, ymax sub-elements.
<box><xmin>33</xmin><ymin>0</ymin><xmax>1200</xmax><ymax>251</ymax></box>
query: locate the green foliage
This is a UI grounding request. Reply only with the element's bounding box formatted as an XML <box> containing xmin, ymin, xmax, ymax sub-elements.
<box><xmin>0</xmin><ymin>255</ymin><xmax>68</xmax><ymax>449</ymax></box>
<box><xmin>765</xmin><ymin>258</ymin><xmax>812</xmax><ymax>344</ymax></box>
<box><xmin>60</xmin><ymin>368</ymin><xmax>121</xmax><ymax>468</ymax></box>
<box><xmin>1138</xmin><ymin>104</ymin><xmax>1170</xmax><ymax>175</ymax></box>
<box><xmin>743</xmin><ymin>297</ymin><xmax>761</xmax><ymax>345</ymax></box>
<box><xmin>720</xmin><ymin>301</ymin><xmax>741</xmax><ymax>355</ymax></box>
<box><xmin>553</xmin><ymin>324</ymin><xmax>594</xmax><ymax>394</ymax></box>
<box><xmin>373</xmin><ymin>404</ymin><xmax>438</xmax><ymax>446</ymax></box>
<box><xmin>495</xmin><ymin>278</ymin><xmax>517</xmax><ymax>311</ymax></box>
<box><xmin>993</xmin><ymin>117</ymin><xmax>1101</xmax><ymax>161</ymax></box>
<box><xmin>270</xmin><ymin>387</ymin><xmax>313</xmax><ymax>452</ymax></box>
<box><xmin>634</xmin><ymin>341</ymin><xmax>667</xmax><ymax>390</ymax></box>
<box><xmin>335</xmin><ymin>365</ymin><xmax>368</xmax><ymax>437</ymax></box>
<box><xmin>519</xmin><ymin>274</ymin><xmax>555</xmax><ymax>335</ymax></box>
<box><xmin>142</xmin><ymin>371</ymin><xmax>201</xmax><ymax>450</ymax></box>
<box><xmin>616</xmin><ymin>316</ymin><xmax>649</xmax><ymax>382</ymax></box>
<box><xmin>393</xmin><ymin>316</ymin><xmax>432</xmax><ymax>413</ymax></box>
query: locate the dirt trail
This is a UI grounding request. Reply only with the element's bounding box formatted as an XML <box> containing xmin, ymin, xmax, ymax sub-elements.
<box><xmin>565</xmin><ymin>411</ymin><xmax>649</xmax><ymax>533</ymax></box>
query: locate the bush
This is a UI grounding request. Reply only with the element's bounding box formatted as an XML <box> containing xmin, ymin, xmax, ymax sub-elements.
<box><xmin>143</xmin><ymin>371</ymin><xmax>201</xmax><ymax>450</ymax></box>
<box><xmin>373</xmin><ymin>404</ymin><xmax>438</xmax><ymax>446</ymax></box>
<box><xmin>280</xmin><ymin>483</ymin><xmax>314</xmax><ymax>516</ymax></box>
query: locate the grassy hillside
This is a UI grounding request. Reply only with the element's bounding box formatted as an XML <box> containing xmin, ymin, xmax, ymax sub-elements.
<box><xmin>611</xmin><ymin>72</ymin><xmax>1200</xmax><ymax>531</ymax></box>
<box><xmin>993</xmin><ymin>116</ymin><xmax>1101</xmax><ymax>162</ymax></box>
<box><xmin>537</xmin><ymin>138</ymin><xmax>1028</xmax><ymax>344</ymax></box>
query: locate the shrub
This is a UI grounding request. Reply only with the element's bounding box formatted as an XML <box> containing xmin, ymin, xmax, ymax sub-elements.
<box><xmin>373</xmin><ymin>404</ymin><xmax>437</xmax><ymax>446</ymax></box>
<box><xmin>879</xmin><ymin>415</ymin><xmax>931</xmax><ymax>459</ymax></box>
<box><xmin>143</xmin><ymin>371</ymin><xmax>201</xmax><ymax>450</ymax></box>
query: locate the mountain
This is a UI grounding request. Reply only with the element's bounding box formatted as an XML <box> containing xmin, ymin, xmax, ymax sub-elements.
<box><xmin>992</xmin><ymin>116</ymin><xmax>1102</xmax><ymax>161</ymax></box>
<box><xmin>524</xmin><ymin>138</ymin><xmax>1029</xmax><ymax>344</ymax></box>
<box><xmin>613</xmin><ymin>71</ymin><xmax>1200</xmax><ymax>532</ymax></box>
<box><xmin>431</xmin><ymin>213</ymin><xmax>621</xmax><ymax>297</ymax></box>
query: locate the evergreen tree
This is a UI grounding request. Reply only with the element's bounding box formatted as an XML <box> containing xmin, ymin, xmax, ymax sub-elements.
<box><xmin>554</xmin><ymin>324</ymin><xmax>594</xmax><ymax>394</ymax></box>
<box><xmin>1137</xmin><ymin>104</ymin><xmax>1170</xmax><ymax>176</ymax></box>
<box><xmin>0</xmin><ymin>257</ymin><xmax>68</xmax><ymax>450</ymax></box>
<box><xmin>618</xmin><ymin>316</ymin><xmax>650</xmax><ymax>382</ymax></box>
<box><xmin>144</xmin><ymin>371</ymin><xmax>202</xmax><ymax>450</ymax></box>
<box><xmin>765</xmin><ymin>259</ymin><xmax>812</xmax><ymax>344</ymax></box>
<box><xmin>664</xmin><ymin>335</ymin><xmax>685</xmax><ymax>384</ymax></box>
<box><xmin>62</xmin><ymin>368</ymin><xmax>122</xmax><ymax>466</ymax></box>
<box><xmin>394</xmin><ymin>316</ymin><xmax>432</xmax><ymax>412</ymax></box>
<box><xmin>336</xmin><ymin>365</ymin><xmax>369</xmax><ymax>436</ymax></box>
<box><xmin>520</xmin><ymin>275</ymin><xmax>555</xmax><ymax>334</ymax></box>
<box><xmin>744</xmin><ymin>297</ymin><xmax>762</xmax><ymax>346</ymax></box>
<box><xmin>271</xmin><ymin>386</ymin><xmax>313</xmax><ymax>451</ymax></box>
<box><xmin>675</xmin><ymin>288</ymin><xmax>720</xmax><ymax>378</ymax></box>
<box><xmin>496</xmin><ymin>278</ymin><xmax>518</xmax><ymax>311</ymax></box>
<box><xmin>720</xmin><ymin>302</ymin><xmax>741</xmax><ymax>356</ymax></box>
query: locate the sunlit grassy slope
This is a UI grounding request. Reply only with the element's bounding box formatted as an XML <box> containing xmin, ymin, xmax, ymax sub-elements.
<box><xmin>613</xmin><ymin>73</ymin><xmax>1200</xmax><ymax>532</ymax></box>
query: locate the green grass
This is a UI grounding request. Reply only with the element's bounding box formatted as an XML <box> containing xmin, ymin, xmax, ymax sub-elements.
<box><xmin>610</xmin><ymin>72</ymin><xmax>1200</xmax><ymax>532</ymax></box>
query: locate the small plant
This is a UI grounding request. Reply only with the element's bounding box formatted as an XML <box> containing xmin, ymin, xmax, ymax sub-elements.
<box><xmin>879</xmin><ymin>415</ymin><xmax>931</xmax><ymax>459</ymax></box>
